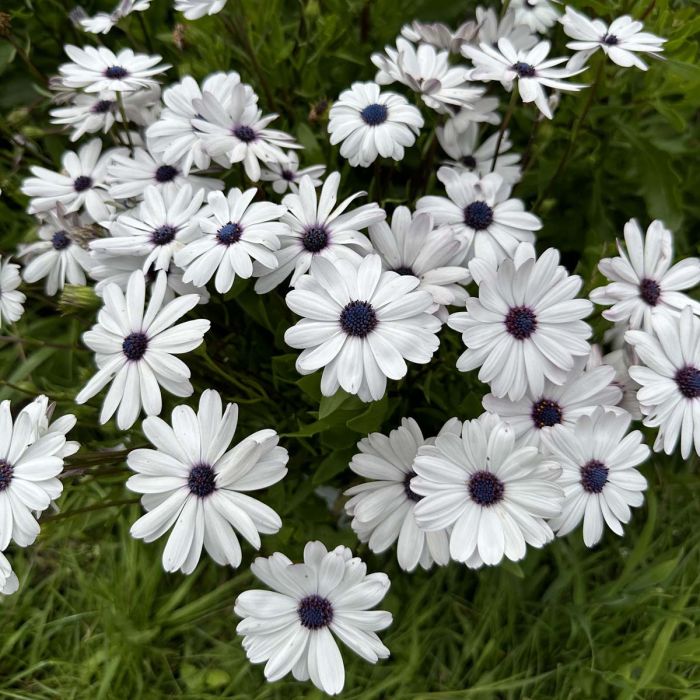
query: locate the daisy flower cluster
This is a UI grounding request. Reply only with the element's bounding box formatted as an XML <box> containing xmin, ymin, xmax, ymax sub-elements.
<box><xmin>3</xmin><ymin>0</ymin><xmax>691</xmax><ymax>696</ymax></box>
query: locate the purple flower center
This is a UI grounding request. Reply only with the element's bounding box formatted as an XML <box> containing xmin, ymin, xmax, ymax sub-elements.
<box><xmin>233</xmin><ymin>125</ymin><xmax>257</xmax><ymax>142</ymax></box>
<box><xmin>531</xmin><ymin>398</ymin><xmax>562</xmax><ymax>428</ymax></box>
<box><xmin>461</xmin><ymin>155</ymin><xmax>477</xmax><ymax>170</ymax></box>
<box><xmin>298</xmin><ymin>594</ymin><xmax>333</xmax><ymax>629</ymax></box>
<box><xmin>639</xmin><ymin>278</ymin><xmax>661</xmax><ymax>306</ymax></box>
<box><xmin>463</xmin><ymin>201</ymin><xmax>494</xmax><ymax>231</ymax></box>
<box><xmin>51</xmin><ymin>230</ymin><xmax>71</xmax><ymax>250</ymax></box>
<box><xmin>403</xmin><ymin>471</ymin><xmax>422</xmax><ymax>502</ymax></box>
<box><xmin>675</xmin><ymin>366</ymin><xmax>700</xmax><ymax>399</ymax></box>
<box><xmin>155</xmin><ymin>165</ymin><xmax>178</xmax><ymax>183</ymax></box>
<box><xmin>512</xmin><ymin>62</ymin><xmax>537</xmax><ymax>78</ymax></box>
<box><xmin>92</xmin><ymin>99</ymin><xmax>114</xmax><ymax>114</ymax></box>
<box><xmin>360</xmin><ymin>103</ymin><xmax>388</xmax><ymax>126</ymax></box>
<box><xmin>0</xmin><ymin>459</ymin><xmax>13</xmax><ymax>492</ymax></box>
<box><xmin>151</xmin><ymin>225</ymin><xmax>177</xmax><ymax>246</ymax></box>
<box><xmin>393</xmin><ymin>265</ymin><xmax>415</xmax><ymax>276</ymax></box>
<box><xmin>187</xmin><ymin>463</ymin><xmax>217</xmax><ymax>497</ymax></box>
<box><xmin>602</xmin><ymin>34</ymin><xmax>619</xmax><ymax>46</ymax></box>
<box><xmin>505</xmin><ymin>306</ymin><xmax>537</xmax><ymax>340</ymax></box>
<box><xmin>73</xmin><ymin>175</ymin><xmax>93</xmax><ymax>192</ymax></box>
<box><xmin>340</xmin><ymin>300</ymin><xmax>377</xmax><ymax>337</ymax></box>
<box><xmin>104</xmin><ymin>65</ymin><xmax>128</xmax><ymax>79</ymax></box>
<box><xmin>122</xmin><ymin>332</ymin><xmax>148</xmax><ymax>361</ymax></box>
<box><xmin>468</xmin><ymin>470</ymin><xmax>505</xmax><ymax>506</ymax></box>
<box><xmin>580</xmin><ymin>459</ymin><xmax>608</xmax><ymax>493</ymax></box>
<box><xmin>302</xmin><ymin>224</ymin><xmax>329</xmax><ymax>253</ymax></box>
<box><xmin>281</xmin><ymin>169</ymin><xmax>295</xmax><ymax>182</ymax></box>
<box><xmin>217</xmin><ymin>221</ymin><xmax>243</xmax><ymax>246</ymax></box>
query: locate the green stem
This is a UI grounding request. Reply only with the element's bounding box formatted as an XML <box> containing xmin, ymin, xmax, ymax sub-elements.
<box><xmin>491</xmin><ymin>88</ymin><xmax>518</xmax><ymax>172</ymax></box>
<box><xmin>42</xmin><ymin>498</ymin><xmax>140</xmax><ymax>523</ymax></box>
<box><xmin>136</xmin><ymin>11</ymin><xmax>154</xmax><ymax>53</ymax></box>
<box><xmin>116</xmin><ymin>93</ymin><xmax>135</xmax><ymax>152</ymax></box>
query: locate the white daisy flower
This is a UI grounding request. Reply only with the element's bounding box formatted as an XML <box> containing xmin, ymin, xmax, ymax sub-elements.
<box><xmin>21</xmin><ymin>139</ymin><xmax>118</xmax><ymax>223</ymax></box>
<box><xmin>542</xmin><ymin>407</ymin><xmax>649</xmax><ymax>547</ymax></box>
<box><xmin>175</xmin><ymin>0</ymin><xmax>227</xmax><ymax>20</ymax></box>
<box><xmin>0</xmin><ymin>257</ymin><xmax>26</xmax><ymax>327</ymax></box>
<box><xmin>175</xmin><ymin>188</ymin><xmax>288</xmax><ymax>293</ymax></box>
<box><xmin>436</xmin><ymin>120</ymin><xmax>522</xmax><ymax>184</ymax></box>
<box><xmin>448</xmin><ymin>243</ymin><xmax>593</xmax><ymax>400</ymax></box>
<box><xmin>21</xmin><ymin>210</ymin><xmax>92</xmax><ymax>295</ymax></box>
<box><xmin>328</xmin><ymin>82</ymin><xmax>424</xmax><ymax>168</ymax></box>
<box><xmin>58</xmin><ymin>45</ymin><xmax>170</xmax><ymax>93</ymax></box>
<box><xmin>0</xmin><ymin>552</ymin><xmax>19</xmax><ymax>596</ymax></box>
<box><xmin>590</xmin><ymin>219</ymin><xmax>700</xmax><ymax>332</ymax></box>
<box><xmin>372</xmin><ymin>38</ymin><xmax>485</xmax><ymax>114</ymax></box>
<box><xmin>127</xmin><ymin>389</ymin><xmax>287</xmax><ymax>574</ymax></box>
<box><xmin>79</xmin><ymin>0</ymin><xmax>152</xmax><ymax>34</ymax></box>
<box><xmin>0</xmin><ymin>398</ymin><xmax>75</xmax><ymax>549</ymax></box>
<box><xmin>75</xmin><ymin>270</ymin><xmax>210</xmax><ymax>429</ymax></box>
<box><xmin>561</xmin><ymin>8</ymin><xmax>666</xmax><ymax>71</ymax></box>
<box><xmin>18</xmin><ymin>394</ymin><xmax>81</xmax><ymax>458</ymax></box>
<box><xmin>472</xmin><ymin>6</ymin><xmax>538</xmax><ymax>52</ymax></box>
<box><xmin>253</xmin><ymin>172</ymin><xmax>384</xmax><ymax>294</ymax></box>
<box><xmin>108</xmin><ymin>147</ymin><xmax>224</xmax><ymax>201</ymax></box>
<box><xmin>234</xmin><ymin>541</ymin><xmax>392</xmax><ymax>695</ymax></box>
<box><xmin>447</xmin><ymin>96</ymin><xmax>502</xmax><ymax>128</ymax></box>
<box><xmin>285</xmin><ymin>254</ymin><xmax>441</xmax><ymax>402</ymax></box>
<box><xmin>345</xmin><ymin>417</ymin><xmax>460</xmax><ymax>571</ymax></box>
<box><xmin>483</xmin><ymin>362</ymin><xmax>623</xmax><ymax>446</ymax></box>
<box><xmin>192</xmin><ymin>83</ymin><xmax>301</xmax><ymax>181</ymax></box>
<box><xmin>368</xmin><ymin>206</ymin><xmax>470</xmax><ymax>320</ymax></box>
<box><xmin>259</xmin><ymin>150</ymin><xmax>326</xmax><ymax>195</ymax></box>
<box><xmin>509</xmin><ymin>0</ymin><xmax>560</xmax><ymax>34</ymax></box>
<box><xmin>146</xmin><ymin>72</ymin><xmax>254</xmax><ymax>175</ymax></box>
<box><xmin>416</xmin><ymin>168</ymin><xmax>540</xmax><ymax>264</ymax></box>
<box><xmin>462</xmin><ymin>39</ymin><xmax>586</xmax><ymax>119</ymax></box>
<box><xmin>586</xmin><ymin>344</ymin><xmax>642</xmax><ymax>420</ymax></box>
<box><xmin>626</xmin><ymin>306</ymin><xmax>700</xmax><ymax>459</ymax></box>
<box><xmin>413</xmin><ymin>413</ymin><xmax>562</xmax><ymax>568</ymax></box>
<box><xmin>91</xmin><ymin>185</ymin><xmax>205</xmax><ymax>273</ymax></box>
<box><xmin>401</xmin><ymin>19</ymin><xmax>477</xmax><ymax>54</ymax></box>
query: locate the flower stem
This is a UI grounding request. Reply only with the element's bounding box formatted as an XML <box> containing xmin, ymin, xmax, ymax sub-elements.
<box><xmin>116</xmin><ymin>93</ymin><xmax>135</xmax><ymax>153</ymax></box>
<box><xmin>491</xmin><ymin>87</ymin><xmax>518</xmax><ymax>172</ymax></box>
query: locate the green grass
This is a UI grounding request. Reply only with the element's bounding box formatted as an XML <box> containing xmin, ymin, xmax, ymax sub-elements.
<box><xmin>1</xmin><ymin>0</ymin><xmax>700</xmax><ymax>697</ymax></box>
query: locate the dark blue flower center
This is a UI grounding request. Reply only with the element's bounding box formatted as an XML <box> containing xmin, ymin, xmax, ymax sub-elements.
<box><xmin>639</xmin><ymin>278</ymin><xmax>661</xmax><ymax>306</ymax></box>
<box><xmin>73</xmin><ymin>175</ymin><xmax>93</xmax><ymax>192</ymax></box>
<box><xmin>122</xmin><ymin>331</ymin><xmax>148</xmax><ymax>361</ymax></box>
<box><xmin>468</xmin><ymin>470</ymin><xmax>504</xmax><ymax>506</ymax></box>
<box><xmin>393</xmin><ymin>266</ymin><xmax>415</xmax><ymax>276</ymax></box>
<box><xmin>461</xmin><ymin>155</ymin><xmax>477</xmax><ymax>170</ymax></box>
<box><xmin>360</xmin><ymin>103</ymin><xmax>389</xmax><ymax>126</ymax></box>
<box><xmin>463</xmin><ymin>201</ymin><xmax>494</xmax><ymax>231</ymax></box>
<box><xmin>216</xmin><ymin>221</ymin><xmax>243</xmax><ymax>246</ymax></box>
<box><xmin>155</xmin><ymin>165</ymin><xmax>178</xmax><ymax>183</ymax></box>
<box><xmin>104</xmin><ymin>65</ymin><xmax>128</xmax><ymax>79</ymax></box>
<box><xmin>302</xmin><ymin>224</ymin><xmax>328</xmax><ymax>253</ymax></box>
<box><xmin>512</xmin><ymin>62</ymin><xmax>537</xmax><ymax>78</ymax></box>
<box><xmin>675</xmin><ymin>366</ymin><xmax>700</xmax><ymax>399</ymax></box>
<box><xmin>580</xmin><ymin>459</ymin><xmax>608</xmax><ymax>494</ymax></box>
<box><xmin>92</xmin><ymin>99</ymin><xmax>114</xmax><ymax>114</ymax></box>
<box><xmin>298</xmin><ymin>594</ymin><xmax>333</xmax><ymax>629</ymax></box>
<box><xmin>505</xmin><ymin>306</ymin><xmax>537</xmax><ymax>340</ymax></box>
<box><xmin>531</xmin><ymin>398</ymin><xmax>563</xmax><ymax>428</ymax></box>
<box><xmin>281</xmin><ymin>169</ymin><xmax>295</xmax><ymax>182</ymax></box>
<box><xmin>51</xmin><ymin>230</ymin><xmax>71</xmax><ymax>250</ymax></box>
<box><xmin>151</xmin><ymin>225</ymin><xmax>177</xmax><ymax>246</ymax></box>
<box><xmin>340</xmin><ymin>300</ymin><xmax>377</xmax><ymax>337</ymax></box>
<box><xmin>233</xmin><ymin>125</ymin><xmax>257</xmax><ymax>142</ymax></box>
<box><xmin>0</xmin><ymin>459</ymin><xmax>13</xmax><ymax>492</ymax></box>
<box><xmin>187</xmin><ymin>463</ymin><xmax>217</xmax><ymax>497</ymax></box>
<box><xmin>602</xmin><ymin>34</ymin><xmax>619</xmax><ymax>46</ymax></box>
<box><xmin>403</xmin><ymin>471</ymin><xmax>422</xmax><ymax>502</ymax></box>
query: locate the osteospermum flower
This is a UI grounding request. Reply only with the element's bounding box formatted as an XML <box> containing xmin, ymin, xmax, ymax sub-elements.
<box><xmin>254</xmin><ymin>172</ymin><xmax>384</xmax><ymax>294</ymax></box>
<box><xmin>285</xmin><ymin>255</ymin><xmax>441</xmax><ymax>402</ymax></box>
<box><xmin>345</xmin><ymin>417</ymin><xmax>460</xmax><ymax>571</ymax></box>
<box><xmin>472</xmin><ymin>6</ymin><xmax>538</xmax><ymax>52</ymax></box>
<box><xmin>590</xmin><ymin>219</ymin><xmax>700</xmax><ymax>331</ymax></box>
<box><xmin>58</xmin><ymin>45</ymin><xmax>170</xmax><ymax>93</ymax></box>
<box><xmin>0</xmin><ymin>257</ymin><xmax>26</xmax><ymax>327</ymax></box>
<box><xmin>21</xmin><ymin>210</ymin><xmax>92</xmax><ymax>295</ymax></box>
<box><xmin>259</xmin><ymin>150</ymin><xmax>326</xmax><ymax>195</ymax></box>
<box><xmin>108</xmin><ymin>147</ymin><xmax>224</xmax><ymax>201</ymax></box>
<box><xmin>483</xmin><ymin>362</ymin><xmax>623</xmax><ymax>446</ymax></box>
<box><xmin>127</xmin><ymin>389</ymin><xmax>287</xmax><ymax>574</ymax></box>
<box><xmin>413</xmin><ymin>413</ymin><xmax>562</xmax><ymax>568</ymax></box>
<box><xmin>78</xmin><ymin>0</ymin><xmax>152</xmax><ymax>34</ymax></box>
<box><xmin>0</xmin><ymin>398</ymin><xmax>76</xmax><ymax>549</ymax></box>
<box><xmin>175</xmin><ymin>0</ymin><xmax>227</xmax><ymax>20</ymax></box>
<box><xmin>19</xmin><ymin>394</ymin><xmax>81</xmax><ymax>457</ymax></box>
<box><xmin>561</xmin><ymin>8</ymin><xmax>666</xmax><ymax>71</ymax></box>
<box><xmin>0</xmin><ymin>552</ymin><xmax>18</xmax><ymax>595</ymax></box>
<box><xmin>91</xmin><ymin>185</ymin><xmax>205</xmax><ymax>273</ymax></box>
<box><xmin>21</xmin><ymin>138</ymin><xmax>117</xmax><ymax>222</ymax></box>
<box><xmin>368</xmin><ymin>206</ymin><xmax>470</xmax><ymax>319</ymax></box>
<box><xmin>401</xmin><ymin>19</ymin><xmax>477</xmax><ymax>54</ymax></box>
<box><xmin>448</xmin><ymin>244</ymin><xmax>593</xmax><ymax>401</ymax></box>
<box><xmin>436</xmin><ymin>120</ymin><xmax>522</xmax><ymax>184</ymax></box>
<box><xmin>234</xmin><ymin>541</ymin><xmax>392</xmax><ymax>695</ymax></box>
<box><xmin>417</xmin><ymin>169</ymin><xmax>540</xmax><ymax>264</ymax></box>
<box><xmin>372</xmin><ymin>38</ymin><xmax>485</xmax><ymax>114</ymax></box>
<box><xmin>542</xmin><ymin>408</ymin><xmax>649</xmax><ymax>547</ymax></box>
<box><xmin>75</xmin><ymin>270</ymin><xmax>210</xmax><ymax>429</ymax></box>
<box><xmin>328</xmin><ymin>82</ymin><xmax>424</xmax><ymax>168</ymax></box>
<box><xmin>192</xmin><ymin>83</ymin><xmax>301</xmax><ymax>181</ymax></box>
<box><xmin>175</xmin><ymin>188</ymin><xmax>288</xmax><ymax>293</ymax></box>
<box><xmin>626</xmin><ymin>306</ymin><xmax>700</xmax><ymax>459</ymax></box>
<box><xmin>462</xmin><ymin>39</ymin><xmax>585</xmax><ymax>119</ymax></box>
<box><xmin>510</xmin><ymin>0</ymin><xmax>560</xmax><ymax>33</ymax></box>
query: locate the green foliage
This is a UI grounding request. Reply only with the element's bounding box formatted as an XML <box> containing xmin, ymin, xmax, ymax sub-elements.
<box><xmin>0</xmin><ymin>0</ymin><xmax>699</xmax><ymax>697</ymax></box>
